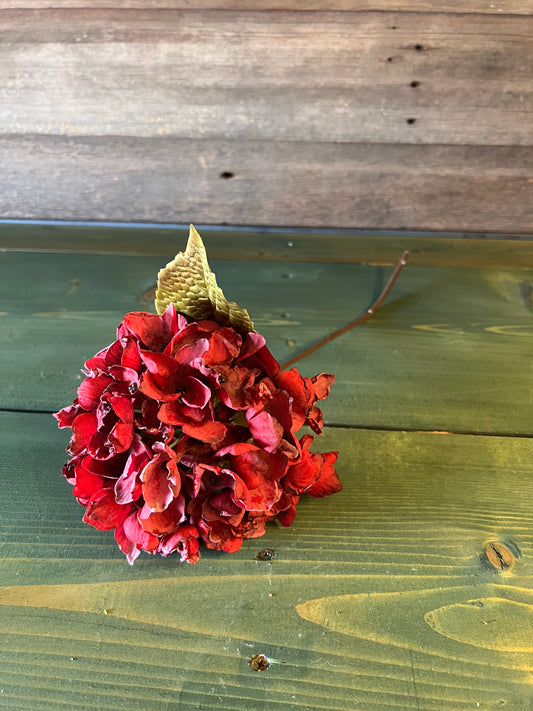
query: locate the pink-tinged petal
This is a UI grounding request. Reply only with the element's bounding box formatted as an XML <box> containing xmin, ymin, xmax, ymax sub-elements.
<box><xmin>238</xmin><ymin>331</ymin><xmax>266</xmax><ymax>361</ymax></box>
<box><xmin>54</xmin><ymin>403</ymin><xmax>83</xmax><ymax>429</ymax></box>
<box><xmin>83</xmin><ymin>488</ymin><xmax>130</xmax><ymax>531</ymax></box>
<box><xmin>108</xmin><ymin>365</ymin><xmax>139</xmax><ymax>387</ymax></box>
<box><xmin>174</xmin><ymin>339</ymin><xmax>210</xmax><ymax>368</ymax></box>
<box><xmin>123</xmin><ymin>511</ymin><xmax>159</xmax><ymax>552</ymax></box>
<box><xmin>159</xmin><ymin>524</ymin><xmax>200</xmax><ymax>562</ymax></box>
<box><xmin>141</xmin><ymin>454</ymin><xmax>181</xmax><ymax>512</ymax></box>
<box><xmin>246</xmin><ymin>409</ymin><xmax>283</xmax><ymax>451</ymax></box>
<box><xmin>216</xmin><ymin>442</ymin><xmax>257</xmax><ymax>457</ymax></box>
<box><xmin>115</xmin><ymin>436</ymin><xmax>150</xmax><ymax>504</ymax></box>
<box><xmin>181</xmin><ymin>376</ymin><xmax>211</xmax><ymax>408</ymax></box>
<box><xmin>77</xmin><ymin>375</ymin><xmax>113</xmax><ymax>410</ymax></box>
<box><xmin>69</xmin><ymin>413</ymin><xmax>98</xmax><ymax>455</ymax></box>
<box><xmin>307</xmin><ymin>451</ymin><xmax>341</xmax><ymax>497</ymax></box>
<box><xmin>114</xmin><ymin>522</ymin><xmax>141</xmax><ymax>565</ymax></box>
<box><xmin>139</xmin><ymin>496</ymin><xmax>186</xmax><ymax>535</ymax></box>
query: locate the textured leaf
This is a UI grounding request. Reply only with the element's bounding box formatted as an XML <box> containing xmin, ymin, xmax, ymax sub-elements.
<box><xmin>155</xmin><ymin>224</ymin><xmax>255</xmax><ymax>333</ymax></box>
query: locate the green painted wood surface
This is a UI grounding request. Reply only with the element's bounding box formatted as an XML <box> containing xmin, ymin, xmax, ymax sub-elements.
<box><xmin>1</xmin><ymin>229</ymin><xmax>532</xmax><ymax>709</ymax></box>
<box><xmin>1</xmin><ymin>248</ymin><xmax>532</xmax><ymax>434</ymax></box>
<box><xmin>1</xmin><ymin>413</ymin><xmax>532</xmax><ymax>710</ymax></box>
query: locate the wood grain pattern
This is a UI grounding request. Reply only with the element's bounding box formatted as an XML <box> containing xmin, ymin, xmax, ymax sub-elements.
<box><xmin>0</xmin><ymin>1</ymin><xmax>531</xmax><ymax>13</ymax></box>
<box><xmin>1</xmin><ymin>412</ymin><xmax>532</xmax><ymax>710</ymax></box>
<box><xmin>2</xmin><ymin>137</ymin><xmax>532</xmax><ymax>232</ymax></box>
<box><xmin>2</xmin><ymin>248</ymin><xmax>533</xmax><ymax>436</ymax></box>
<box><xmin>1</xmin><ymin>11</ymin><xmax>531</xmax><ymax>146</ymax></box>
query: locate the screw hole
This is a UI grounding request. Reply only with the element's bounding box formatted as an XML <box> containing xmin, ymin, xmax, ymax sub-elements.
<box><xmin>220</xmin><ymin>171</ymin><xmax>234</xmax><ymax>179</ymax></box>
<box><xmin>410</xmin><ymin>80</ymin><xmax>420</xmax><ymax>88</ymax></box>
<box><xmin>414</xmin><ymin>44</ymin><xmax>424</xmax><ymax>51</ymax></box>
<box><xmin>406</xmin><ymin>118</ymin><xmax>416</xmax><ymax>125</ymax></box>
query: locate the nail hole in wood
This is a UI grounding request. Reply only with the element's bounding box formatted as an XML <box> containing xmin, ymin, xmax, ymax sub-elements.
<box><xmin>220</xmin><ymin>171</ymin><xmax>234</xmax><ymax>179</ymax></box>
<box><xmin>415</xmin><ymin>44</ymin><xmax>424</xmax><ymax>51</ymax></box>
<box><xmin>406</xmin><ymin>118</ymin><xmax>417</xmax><ymax>125</ymax></box>
<box><xmin>410</xmin><ymin>81</ymin><xmax>420</xmax><ymax>88</ymax></box>
<box><xmin>387</xmin><ymin>57</ymin><xmax>394</xmax><ymax>62</ymax></box>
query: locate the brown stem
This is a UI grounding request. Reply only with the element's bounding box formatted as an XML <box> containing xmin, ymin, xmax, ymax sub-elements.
<box><xmin>279</xmin><ymin>251</ymin><xmax>409</xmax><ymax>371</ymax></box>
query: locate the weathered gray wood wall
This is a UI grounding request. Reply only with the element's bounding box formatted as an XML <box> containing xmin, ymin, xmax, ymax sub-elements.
<box><xmin>0</xmin><ymin>2</ymin><xmax>532</xmax><ymax>231</ymax></box>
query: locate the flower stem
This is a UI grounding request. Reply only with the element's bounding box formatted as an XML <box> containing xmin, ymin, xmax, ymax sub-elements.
<box><xmin>279</xmin><ymin>251</ymin><xmax>409</xmax><ymax>371</ymax></box>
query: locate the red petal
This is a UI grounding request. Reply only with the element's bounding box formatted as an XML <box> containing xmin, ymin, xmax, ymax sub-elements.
<box><xmin>139</xmin><ymin>496</ymin><xmax>186</xmax><ymax>535</ymax></box>
<box><xmin>72</xmin><ymin>458</ymin><xmax>105</xmax><ymax>504</ymax></box>
<box><xmin>182</xmin><ymin>418</ymin><xmax>227</xmax><ymax>444</ymax></box>
<box><xmin>69</xmin><ymin>413</ymin><xmax>98</xmax><ymax>455</ymax></box>
<box><xmin>83</xmin><ymin>488</ymin><xmax>130</xmax><ymax>531</ymax></box>
<box><xmin>122</xmin><ymin>311</ymin><xmax>172</xmax><ymax>350</ymax></box>
<box><xmin>141</xmin><ymin>454</ymin><xmax>181</xmax><ymax>512</ymax></box>
<box><xmin>311</xmin><ymin>373</ymin><xmax>336</xmax><ymax>401</ymax></box>
<box><xmin>246</xmin><ymin>409</ymin><xmax>283</xmax><ymax>451</ymax></box>
<box><xmin>54</xmin><ymin>403</ymin><xmax>83</xmax><ymax>429</ymax></box>
<box><xmin>77</xmin><ymin>375</ymin><xmax>113</xmax><ymax>410</ymax></box>
<box><xmin>308</xmin><ymin>451</ymin><xmax>341</xmax><ymax>497</ymax></box>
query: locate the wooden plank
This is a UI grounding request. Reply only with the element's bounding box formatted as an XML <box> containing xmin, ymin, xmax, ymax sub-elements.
<box><xmin>0</xmin><ymin>1</ymin><xmax>530</xmax><ymax>14</ymax></box>
<box><xmin>2</xmin><ymin>250</ymin><xmax>533</xmax><ymax>435</ymax></box>
<box><xmin>1</xmin><ymin>412</ymin><xmax>532</xmax><ymax>710</ymax></box>
<box><xmin>1</xmin><ymin>137</ymin><xmax>532</xmax><ymax>232</ymax></box>
<box><xmin>0</xmin><ymin>11</ymin><xmax>531</xmax><ymax>147</ymax></box>
<box><xmin>2</xmin><ymin>223</ymin><xmax>533</xmax><ymax>267</ymax></box>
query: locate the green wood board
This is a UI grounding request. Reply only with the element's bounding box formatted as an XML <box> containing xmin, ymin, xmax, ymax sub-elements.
<box><xmin>1</xmin><ymin>250</ymin><xmax>532</xmax><ymax>434</ymax></box>
<box><xmin>1</xmin><ymin>412</ymin><xmax>532</xmax><ymax>710</ymax></box>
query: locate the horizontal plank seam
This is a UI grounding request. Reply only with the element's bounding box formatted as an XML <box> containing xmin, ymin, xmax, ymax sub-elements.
<box><xmin>327</xmin><ymin>421</ymin><xmax>533</xmax><ymax>438</ymax></box>
<box><xmin>3</xmin><ymin>407</ymin><xmax>533</xmax><ymax>439</ymax></box>
<box><xmin>1</xmin><ymin>219</ymin><xmax>532</xmax><ymax>240</ymax></box>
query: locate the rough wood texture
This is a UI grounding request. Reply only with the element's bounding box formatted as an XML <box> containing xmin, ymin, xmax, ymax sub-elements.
<box><xmin>1</xmin><ymin>11</ymin><xmax>531</xmax><ymax>146</ymax></box>
<box><xmin>0</xmin><ymin>1</ymin><xmax>531</xmax><ymax>12</ymax></box>
<box><xmin>1</xmin><ymin>413</ymin><xmax>532</xmax><ymax>710</ymax></box>
<box><xmin>2</xmin><ymin>138</ymin><xmax>532</xmax><ymax>232</ymax></box>
<box><xmin>0</xmin><ymin>8</ymin><xmax>532</xmax><ymax>230</ymax></box>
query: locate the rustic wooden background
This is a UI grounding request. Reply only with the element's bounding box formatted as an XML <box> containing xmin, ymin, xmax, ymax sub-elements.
<box><xmin>0</xmin><ymin>1</ymin><xmax>532</xmax><ymax>232</ymax></box>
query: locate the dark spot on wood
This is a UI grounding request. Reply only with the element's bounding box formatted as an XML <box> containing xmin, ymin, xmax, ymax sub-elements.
<box><xmin>415</xmin><ymin>44</ymin><xmax>424</xmax><ymax>51</ymax></box>
<box><xmin>387</xmin><ymin>57</ymin><xmax>393</xmax><ymax>62</ymax></box>
<box><xmin>280</xmin><ymin>312</ymin><xmax>291</xmax><ymax>318</ymax></box>
<box><xmin>406</xmin><ymin>118</ymin><xmax>417</xmax><ymax>125</ymax></box>
<box><xmin>220</xmin><ymin>171</ymin><xmax>234</xmax><ymax>179</ymax></box>
<box><xmin>484</xmin><ymin>541</ymin><xmax>515</xmax><ymax>573</ymax></box>
<box><xmin>410</xmin><ymin>81</ymin><xmax>420</xmax><ymax>88</ymax></box>
<box><xmin>250</xmin><ymin>653</ymin><xmax>270</xmax><ymax>672</ymax></box>
<box><xmin>391</xmin><ymin>26</ymin><xmax>397</xmax><ymax>30</ymax></box>
<box><xmin>256</xmin><ymin>548</ymin><xmax>275</xmax><ymax>561</ymax></box>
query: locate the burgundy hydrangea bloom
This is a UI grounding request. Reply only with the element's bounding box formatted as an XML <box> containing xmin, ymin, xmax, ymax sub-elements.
<box><xmin>55</xmin><ymin>305</ymin><xmax>341</xmax><ymax>564</ymax></box>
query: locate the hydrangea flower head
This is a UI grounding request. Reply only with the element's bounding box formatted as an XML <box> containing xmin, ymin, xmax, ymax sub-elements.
<box><xmin>55</xmin><ymin>227</ymin><xmax>341</xmax><ymax>563</ymax></box>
